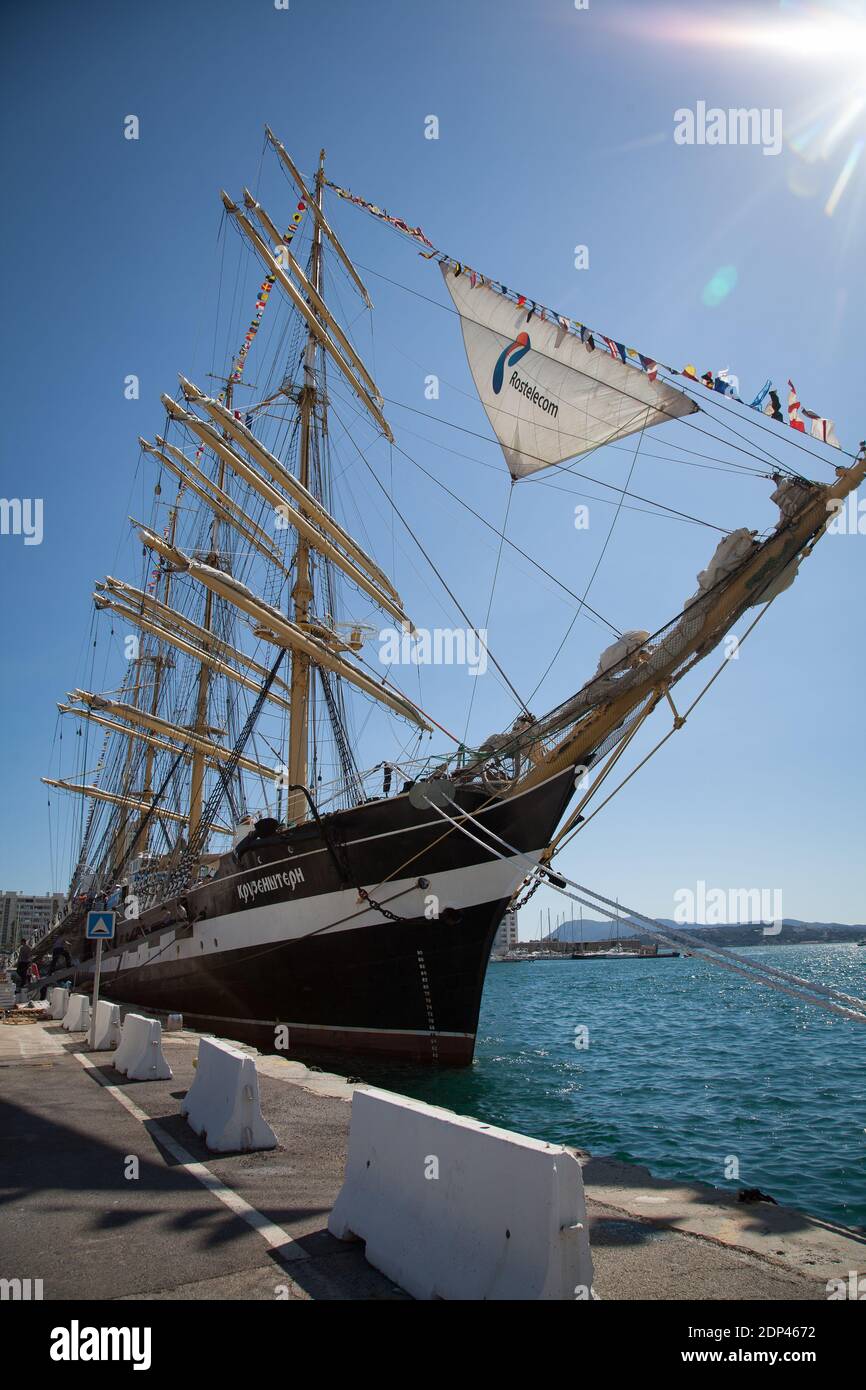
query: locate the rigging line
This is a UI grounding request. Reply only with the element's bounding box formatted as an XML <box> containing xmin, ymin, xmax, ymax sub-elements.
<box><xmin>544</xmin><ymin>432</ymin><xmax>768</xmax><ymax>480</ymax></box>
<box><xmin>454</xmin><ymin>474</ymin><xmax>819</xmax><ymax>773</ymax></box>
<box><xmin>555</xmin><ymin>597</ymin><xmax>779</xmax><ymax>850</ymax></box>
<box><xmin>331</xmin><ymin>420</ymin><xmax>577</xmax><ymax>715</ymax></box>
<box><xmin>105</xmin><ymin>747</ymin><xmax>187</xmax><ymax>887</ymax></box>
<box><xmin>618</xmin><ymin>422</ymin><xmax>774</xmax><ymax>476</ymax></box>
<box><xmin>430</xmin><ymin>796</ymin><xmax>866</xmax><ymax>1024</ymax></box>
<box><xmin>328</xmin><ymin>399</ymin><xmax>530</xmax><ymax>714</ymax></box>
<box><xmin>391</xmin><ymin>432</ymin><xmax>623</xmax><ymax>635</ymax></box>
<box><xmin>462</xmin><ymin>483</ymin><xmax>514</xmax><ymax>743</ymax></box>
<box><xmin>528</xmin><ymin>846</ymin><xmax>866</xmax><ymax>1016</ymax></box>
<box><xmin>362</xmin><ymin>241</ymin><xmax>854</xmax><ymax>479</ymax></box>
<box><xmin>395</xmin><ymin>415</ymin><xmax>719</xmax><ymax>527</ymax></box>
<box><xmin>666</xmin><ymin>371</ymin><xmax>857</xmax><ymax>470</ymax></box>
<box><xmin>659</xmin><ymin>373</ymin><xmax>796</xmax><ymax>477</ymax></box>
<box><xmin>325</xmin><ymin>255</ymin><xmax>374</xmax><ymax>357</ymax></box>
<box><xmin>324</xmin><ymin>401</ymin><xmax>613</xmax><ymax>637</ymax></box>
<box><xmin>528</xmin><ymin>412</ymin><xmax>650</xmax><ymax>707</ymax></box>
<box><xmin>389</xmin><ymin>439</ymin><xmax>397</xmax><ymax>600</ymax></box>
<box><xmin>384</xmin><ymin>397</ymin><xmax>731</xmax><ymax>533</ymax></box>
<box><xmin>76</xmin><ymin>612</ymin><xmax>103</xmax><ymax>872</ymax></box>
<box><xmin>348</xmin><ymin>254</ymin><xmax>813</xmax><ymax>475</ymax></box>
<box><xmin>387</xmin><ymin>336</ymin><xmax>769</xmax><ymax>479</ymax></box>
<box><xmin>596</xmin><ymin>904</ymin><xmax>866</xmax><ymax>1015</ymax></box>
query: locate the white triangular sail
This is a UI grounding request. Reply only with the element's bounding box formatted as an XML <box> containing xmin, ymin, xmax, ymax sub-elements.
<box><xmin>441</xmin><ymin>265</ymin><xmax>698</xmax><ymax>479</ymax></box>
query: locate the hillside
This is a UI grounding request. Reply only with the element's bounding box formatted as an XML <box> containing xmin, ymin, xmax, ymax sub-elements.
<box><xmin>546</xmin><ymin>919</ymin><xmax>866</xmax><ymax>947</ymax></box>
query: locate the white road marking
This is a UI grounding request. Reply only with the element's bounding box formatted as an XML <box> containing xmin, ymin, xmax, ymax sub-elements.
<box><xmin>0</xmin><ymin>1022</ymin><xmax>65</xmax><ymax>1061</ymax></box>
<box><xmin>72</xmin><ymin>1046</ymin><xmax>310</xmax><ymax>1281</ymax></box>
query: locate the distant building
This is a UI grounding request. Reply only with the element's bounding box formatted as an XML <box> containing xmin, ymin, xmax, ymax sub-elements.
<box><xmin>0</xmin><ymin>891</ymin><xmax>66</xmax><ymax>951</ymax></box>
<box><xmin>491</xmin><ymin>908</ymin><xmax>519</xmax><ymax>958</ymax></box>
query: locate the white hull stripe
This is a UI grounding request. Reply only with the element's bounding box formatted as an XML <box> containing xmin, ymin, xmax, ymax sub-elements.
<box><xmin>96</xmin><ymin>850</ymin><xmax>540</xmax><ymax>980</ymax></box>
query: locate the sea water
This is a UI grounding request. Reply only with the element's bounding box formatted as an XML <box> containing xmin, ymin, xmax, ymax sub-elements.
<box><xmin>350</xmin><ymin>944</ymin><xmax>866</xmax><ymax>1228</ymax></box>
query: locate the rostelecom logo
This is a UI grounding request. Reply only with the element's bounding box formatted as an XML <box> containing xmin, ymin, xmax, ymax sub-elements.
<box><xmin>492</xmin><ymin>332</ymin><xmax>531</xmax><ymax>393</ymax></box>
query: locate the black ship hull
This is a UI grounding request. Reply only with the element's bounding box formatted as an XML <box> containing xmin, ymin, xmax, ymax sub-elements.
<box><xmin>69</xmin><ymin>767</ymin><xmax>576</xmax><ymax>1066</ymax></box>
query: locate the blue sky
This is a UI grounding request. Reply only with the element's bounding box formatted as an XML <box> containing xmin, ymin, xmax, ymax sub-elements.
<box><xmin>1</xmin><ymin>0</ymin><xmax>864</xmax><ymax>927</ymax></box>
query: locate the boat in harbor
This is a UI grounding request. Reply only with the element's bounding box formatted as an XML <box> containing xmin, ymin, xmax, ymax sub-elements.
<box><xmin>570</xmin><ymin>946</ymin><xmax>680</xmax><ymax>960</ymax></box>
<box><xmin>32</xmin><ymin>129</ymin><xmax>866</xmax><ymax>1065</ymax></box>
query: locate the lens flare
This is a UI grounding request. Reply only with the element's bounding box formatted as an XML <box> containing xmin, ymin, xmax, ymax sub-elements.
<box><xmin>609</xmin><ymin>2</ymin><xmax>866</xmax><ymax>218</ymax></box>
<box><xmin>612</xmin><ymin>1</ymin><xmax>866</xmax><ymax>69</ymax></box>
<box><xmin>825</xmin><ymin>136</ymin><xmax>865</xmax><ymax>213</ymax></box>
<box><xmin>702</xmin><ymin>267</ymin><xmax>739</xmax><ymax>308</ymax></box>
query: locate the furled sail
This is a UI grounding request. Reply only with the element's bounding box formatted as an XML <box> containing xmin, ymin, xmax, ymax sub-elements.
<box><xmin>56</xmin><ymin>702</ymin><xmax>275</xmax><ymax>780</ymax></box>
<box><xmin>40</xmin><ymin>777</ymin><xmax>231</xmax><ymax>835</ymax></box>
<box><xmin>64</xmin><ymin>689</ymin><xmax>276</xmax><ymax>780</ymax></box>
<box><xmin>93</xmin><ymin>584</ymin><xmax>295</xmax><ymax>715</ymax></box>
<box><xmin>162</xmin><ymin>393</ymin><xmax>410</xmax><ymax>628</ymax></box>
<box><xmin>184</xmin><ymin>560</ymin><xmax>432</xmax><ymax>731</ymax></box>
<box><xmin>264</xmin><ymin>127</ymin><xmax>373</xmax><ymax>309</ymax></box>
<box><xmin>177</xmin><ymin>380</ymin><xmax>401</xmax><ymax>602</ymax></box>
<box><xmin>100</xmin><ymin>576</ymin><xmax>294</xmax><ymax>702</ymax></box>
<box><xmin>441</xmin><ymin>266</ymin><xmax>698</xmax><ymax>479</ymax></box>
<box><xmin>242</xmin><ymin>190</ymin><xmax>380</xmax><ymax>407</ymax></box>
<box><xmin>140</xmin><ymin>437</ymin><xmax>286</xmax><ymax>570</ymax></box>
<box><xmin>220</xmin><ymin>195</ymin><xmax>392</xmax><ymax>440</ymax></box>
<box><xmin>133</xmin><ymin>521</ymin><xmax>430</xmax><ymax>730</ymax></box>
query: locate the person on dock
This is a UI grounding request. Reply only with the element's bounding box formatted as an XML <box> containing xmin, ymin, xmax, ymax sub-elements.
<box><xmin>50</xmin><ymin>938</ymin><xmax>72</xmax><ymax>973</ymax></box>
<box><xmin>14</xmin><ymin>941</ymin><xmax>32</xmax><ymax>990</ymax></box>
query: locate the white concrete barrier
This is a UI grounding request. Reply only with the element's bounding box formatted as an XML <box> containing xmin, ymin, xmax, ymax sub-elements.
<box><xmin>91</xmin><ymin>1000</ymin><xmax>122</xmax><ymax>1051</ymax></box>
<box><xmin>329</xmin><ymin>1086</ymin><xmax>595</xmax><ymax>1301</ymax></box>
<box><xmin>49</xmin><ymin>987</ymin><xmax>69</xmax><ymax>1020</ymax></box>
<box><xmin>62</xmin><ymin>993</ymin><xmax>90</xmax><ymax>1032</ymax></box>
<box><xmin>112</xmin><ymin>1013</ymin><xmax>172</xmax><ymax>1081</ymax></box>
<box><xmin>181</xmin><ymin>1037</ymin><xmax>277</xmax><ymax>1152</ymax></box>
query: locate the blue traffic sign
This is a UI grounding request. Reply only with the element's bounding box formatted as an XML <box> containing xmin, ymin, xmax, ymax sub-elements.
<box><xmin>86</xmin><ymin>910</ymin><xmax>116</xmax><ymax>941</ymax></box>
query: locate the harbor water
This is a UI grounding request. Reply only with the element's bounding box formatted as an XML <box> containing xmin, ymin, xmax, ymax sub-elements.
<box><xmin>335</xmin><ymin>943</ymin><xmax>866</xmax><ymax>1229</ymax></box>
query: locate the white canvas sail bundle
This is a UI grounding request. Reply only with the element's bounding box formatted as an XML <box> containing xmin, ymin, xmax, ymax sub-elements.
<box><xmin>441</xmin><ymin>266</ymin><xmax>698</xmax><ymax>479</ymax></box>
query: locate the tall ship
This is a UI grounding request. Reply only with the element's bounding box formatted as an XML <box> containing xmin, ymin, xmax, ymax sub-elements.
<box><xmin>34</xmin><ymin>129</ymin><xmax>865</xmax><ymax>1064</ymax></box>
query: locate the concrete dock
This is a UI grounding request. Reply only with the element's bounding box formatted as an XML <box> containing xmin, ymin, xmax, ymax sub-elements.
<box><xmin>1</xmin><ymin>1015</ymin><xmax>862</xmax><ymax>1301</ymax></box>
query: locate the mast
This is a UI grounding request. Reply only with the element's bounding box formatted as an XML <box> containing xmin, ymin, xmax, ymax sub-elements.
<box><xmin>133</xmin><ymin>497</ymin><xmax>180</xmax><ymax>861</ymax></box>
<box><xmin>188</xmin><ymin>376</ymin><xmax>234</xmax><ymax>843</ymax></box>
<box><xmin>286</xmin><ymin>150</ymin><xmax>325</xmax><ymax>824</ymax></box>
<box><xmin>508</xmin><ymin>447</ymin><xmax>866</xmax><ymax>796</ymax></box>
<box><xmin>48</xmin><ymin>134</ymin><xmax>412</xmax><ymax>888</ymax></box>
<box><xmin>109</xmin><ymin>657</ymin><xmax>145</xmax><ymax>872</ymax></box>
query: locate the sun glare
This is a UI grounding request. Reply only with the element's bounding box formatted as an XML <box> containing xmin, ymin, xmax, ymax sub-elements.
<box><xmin>617</xmin><ymin>3</ymin><xmax>866</xmax><ymax>74</ymax></box>
<box><xmin>612</xmin><ymin>2</ymin><xmax>866</xmax><ymax>217</ymax></box>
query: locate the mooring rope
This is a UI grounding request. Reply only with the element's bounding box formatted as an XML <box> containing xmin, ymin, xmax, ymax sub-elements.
<box><xmin>425</xmin><ymin>794</ymin><xmax>866</xmax><ymax>1026</ymax></box>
